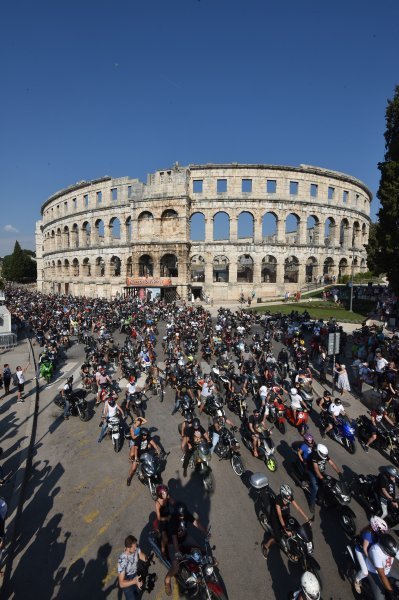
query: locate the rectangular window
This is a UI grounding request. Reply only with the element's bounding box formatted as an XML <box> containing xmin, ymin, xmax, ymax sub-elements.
<box><xmin>310</xmin><ymin>183</ymin><xmax>318</xmax><ymax>198</ymax></box>
<box><xmin>97</xmin><ymin>191</ymin><xmax>102</xmax><ymax>203</ymax></box>
<box><xmin>343</xmin><ymin>190</ymin><xmax>349</xmax><ymax>203</ymax></box>
<box><xmin>64</xmin><ymin>201</ymin><xmax>68</xmax><ymax>212</ymax></box>
<box><xmin>267</xmin><ymin>179</ymin><xmax>277</xmax><ymax>193</ymax></box>
<box><xmin>127</xmin><ymin>186</ymin><xmax>132</xmax><ymax>198</ymax></box>
<box><xmin>328</xmin><ymin>186</ymin><xmax>335</xmax><ymax>200</ymax></box>
<box><xmin>84</xmin><ymin>194</ymin><xmax>89</xmax><ymax>207</ymax></box>
<box><xmin>242</xmin><ymin>179</ymin><xmax>252</xmax><ymax>193</ymax></box>
<box><xmin>159</xmin><ymin>171</ymin><xmax>164</xmax><ymax>184</ymax></box>
<box><xmin>72</xmin><ymin>198</ymin><xmax>77</xmax><ymax>210</ymax></box>
<box><xmin>355</xmin><ymin>193</ymin><xmax>359</xmax><ymax>206</ymax></box>
<box><xmin>193</xmin><ymin>179</ymin><xmax>203</xmax><ymax>193</ymax></box>
<box><xmin>57</xmin><ymin>204</ymin><xmax>60</xmax><ymax>212</ymax></box>
<box><xmin>111</xmin><ymin>188</ymin><xmax>117</xmax><ymax>201</ymax></box>
<box><xmin>289</xmin><ymin>181</ymin><xmax>298</xmax><ymax>195</ymax></box>
<box><xmin>217</xmin><ymin>179</ymin><xmax>227</xmax><ymax>193</ymax></box>
<box><xmin>167</xmin><ymin>170</ymin><xmax>172</xmax><ymax>183</ymax></box>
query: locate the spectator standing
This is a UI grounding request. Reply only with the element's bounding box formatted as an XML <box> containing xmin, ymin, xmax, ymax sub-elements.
<box><xmin>117</xmin><ymin>534</ymin><xmax>147</xmax><ymax>599</ymax></box>
<box><xmin>15</xmin><ymin>363</ymin><xmax>30</xmax><ymax>403</ymax></box>
<box><xmin>335</xmin><ymin>364</ymin><xmax>351</xmax><ymax>395</ymax></box>
<box><xmin>2</xmin><ymin>365</ymin><xmax>12</xmax><ymax>397</ymax></box>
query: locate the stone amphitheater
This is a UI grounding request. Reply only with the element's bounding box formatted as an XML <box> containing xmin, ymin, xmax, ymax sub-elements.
<box><xmin>36</xmin><ymin>163</ymin><xmax>371</xmax><ymax>302</ymax></box>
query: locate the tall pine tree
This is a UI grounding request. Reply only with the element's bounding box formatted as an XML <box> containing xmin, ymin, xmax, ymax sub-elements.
<box><xmin>367</xmin><ymin>85</ymin><xmax>399</xmax><ymax>293</ymax></box>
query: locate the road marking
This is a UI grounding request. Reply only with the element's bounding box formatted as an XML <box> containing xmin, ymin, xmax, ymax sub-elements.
<box><xmin>83</xmin><ymin>509</ymin><xmax>100</xmax><ymax>524</ymax></box>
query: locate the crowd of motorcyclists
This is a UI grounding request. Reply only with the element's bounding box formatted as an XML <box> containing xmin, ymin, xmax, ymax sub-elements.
<box><xmin>4</xmin><ymin>284</ymin><xmax>399</xmax><ymax>598</ymax></box>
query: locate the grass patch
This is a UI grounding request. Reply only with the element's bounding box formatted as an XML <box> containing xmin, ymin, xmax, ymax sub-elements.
<box><xmin>250</xmin><ymin>301</ymin><xmax>368</xmax><ymax>323</ymax></box>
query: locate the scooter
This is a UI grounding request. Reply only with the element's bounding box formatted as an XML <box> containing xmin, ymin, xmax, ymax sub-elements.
<box><xmin>285</xmin><ymin>406</ymin><xmax>309</xmax><ymax>436</ymax></box>
<box><xmin>268</xmin><ymin>397</ymin><xmax>287</xmax><ymax>434</ymax></box>
<box><xmin>240</xmin><ymin>423</ymin><xmax>278</xmax><ymax>472</ymax></box>
<box><xmin>320</xmin><ymin>413</ymin><xmax>357</xmax><ymax>454</ymax></box>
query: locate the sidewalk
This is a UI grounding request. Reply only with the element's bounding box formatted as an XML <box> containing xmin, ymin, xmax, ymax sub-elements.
<box><xmin>0</xmin><ymin>330</ymin><xmax>38</xmax><ymax>587</ymax></box>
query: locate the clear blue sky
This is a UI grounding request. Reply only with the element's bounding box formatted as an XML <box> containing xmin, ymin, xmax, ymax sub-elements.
<box><xmin>1</xmin><ymin>0</ymin><xmax>398</xmax><ymax>256</ymax></box>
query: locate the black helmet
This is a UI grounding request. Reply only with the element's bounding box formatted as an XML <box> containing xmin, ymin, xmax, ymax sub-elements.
<box><xmin>140</xmin><ymin>427</ymin><xmax>149</xmax><ymax>437</ymax></box>
<box><xmin>334</xmin><ymin>397</ymin><xmax>341</xmax><ymax>405</ymax></box>
<box><xmin>323</xmin><ymin>390</ymin><xmax>330</xmax><ymax>397</ymax></box>
<box><xmin>379</xmin><ymin>533</ymin><xmax>398</xmax><ymax>558</ymax></box>
<box><xmin>185</xmin><ymin>411</ymin><xmax>194</xmax><ymax>422</ymax></box>
<box><xmin>174</xmin><ymin>501</ymin><xmax>187</xmax><ymax>517</ymax></box>
<box><xmin>376</xmin><ymin>406</ymin><xmax>384</xmax><ymax>415</ymax></box>
<box><xmin>192</xmin><ymin>418</ymin><xmax>200</xmax><ymax>430</ymax></box>
<box><xmin>384</xmin><ymin>465</ymin><xmax>399</xmax><ymax>479</ymax></box>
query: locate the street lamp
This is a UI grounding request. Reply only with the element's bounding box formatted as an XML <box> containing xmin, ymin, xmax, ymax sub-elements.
<box><xmin>349</xmin><ymin>246</ymin><xmax>355</xmax><ymax>312</ymax></box>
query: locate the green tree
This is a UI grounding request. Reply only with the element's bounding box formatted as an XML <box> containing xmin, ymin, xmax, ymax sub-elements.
<box><xmin>2</xmin><ymin>241</ymin><xmax>37</xmax><ymax>282</ymax></box>
<box><xmin>367</xmin><ymin>85</ymin><xmax>399</xmax><ymax>292</ymax></box>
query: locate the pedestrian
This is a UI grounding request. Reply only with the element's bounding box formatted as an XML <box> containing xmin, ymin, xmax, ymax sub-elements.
<box><xmin>2</xmin><ymin>365</ymin><xmax>12</xmax><ymax>396</ymax></box>
<box><xmin>117</xmin><ymin>534</ymin><xmax>147</xmax><ymax>599</ymax></box>
<box><xmin>15</xmin><ymin>363</ymin><xmax>30</xmax><ymax>403</ymax></box>
<box><xmin>335</xmin><ymin>364</ymin><xmax>351</xmax><ymax>395</ymax></box>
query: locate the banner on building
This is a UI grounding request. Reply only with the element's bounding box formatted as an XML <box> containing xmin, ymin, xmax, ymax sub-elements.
<box><xmin>126</xmin><ymin>277</ymin><xmax>172</xmax><ymax>287</ymax></box>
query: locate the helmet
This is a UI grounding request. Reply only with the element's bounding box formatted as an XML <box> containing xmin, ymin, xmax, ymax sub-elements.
<box><xmin>304</xmin><ymin>433</ymin><xmax>314</xmax><ymax>445</ymax></box>
<box><xmin>300</xmin><ymin>571</ymin><xmax>321</xmax><ymax>600</ymax></box>
<box><xmin>129</xmin><ymin>376</ymin><xmax>136</xmax><ymax>383</ymax></box>
<box><xmin>290</xmin><ymin>388</ymin><xmax>298</xmax><ymax>396</ymax></box>
<box><xmin>370</xmin><ymin>516</ymin><xmax>388</xmax><ymax>534</ymax></box>
<box><xmin>376</xmin><ymin>406</ymin><xmax>384</xmax><ymax>415</ymax></box>
<box><xmin>174</xmin><ymin>502</ymin><xmax>187</xmax><ymax>517</ymax></box>
<box><xmin>192</xmin><ymin>418</ymin><xmax>201</xmax><ymax>430</ymax></box>
<box><xmin>156</xmin><ymin>485</ymin><xmax>169</xmax><ymax>498</ymax></box>
<box><xmin>185</xmin><ymin>411</ymin><xmax>194</xmax><ymax>422</ymax></box>
<box><xmin>334</xmin><ymin>398</ymin><xmax>341</xmax><ymax>405</ymax></box>
<box><xmin>316</xmin><ymin>443</ymin><xmax>328</xmax><ymax>460</ymax></box>
<box><xmin>140</xmin><ymin>428</ymin><xmax>149</xmax><ymax>437</ymax></box>
<box><xmin>384</xmin><ymin>465</ymin><xmax>399</xmax><ymax>479</ymax></box>
<box><xmin>379</xmin><ymin>533</ymin><xmax>398</xmax><ymax>558</ymax></box>
<box><xmin>323</xmin><ymin>390</ymin><xmax>330</xmax><ymax>397</ymax></box>
<box><xmin>107</xmin><ymin>397</ymin><xmax>115</xmax><ymax>405</ymax></box>
<box><xmin>280</xmin><ymin>484</ymin><xmax>293</xmax><ymax>502</ymax></box>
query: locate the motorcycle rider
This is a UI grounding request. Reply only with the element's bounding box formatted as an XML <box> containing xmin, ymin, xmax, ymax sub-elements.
<box><xmin>375</xmin><ymin>466</ymin><xmax>399</xmax><ymax>520</ymax></box>
<box><xmin>308</xmin><ymin>443</ymin><xmax>342</xmax><ymax>513</ymax></box>
<box><xmin>98</xmin><ymin>395</ymin><xmax>125</xmax><ymax>443</ymax></box>
<box><xmin>164</xmin><ymin>501</ymin><xmax>208</xmax><ymax>596</ymax></box>
<box><xmin>316</xmin><ymin>390</ymin><xmax>332</xmax><ymax>413</ymax></box>
<box><xmin>125</xmin><ymin>376</ymin><xmax>143</xmax><ymax>419</ymax></box>
<box><xmin>95</xmin><ymin>366</ymin><xmax>112</xmax><ymax>405</ymax></box>
<box><xmin>353</xmin><ymin>516</ymin><xmax>388</xmax><ymax>594</ymax></box>
<box><xmin>366</xmin><ymin>533</ymin><xmax>399</xmax><ymax>599</ymax></box>
<box><xmin>127</xmin><ymin>428</ymin><xmax>161</xmax><ymax>486</ymax></box>
<box><xmin>290</xmin><ymin>388</ymin><xmax>307</xmax><ymax>423</ymax></box>
<box><xmin>60</xmin><ymin>377</ymin><xmax>73</xmax><ymax>420</ymax></box>
<box><xmin>209</xmin><ymin>415</ymin><xmax>236</xmax><ymax>453</ymax></box>
<box><xmin>155</xmin><ymin>484</ymin><xmax>175</xmax><ymax>559</ymax></box>
<box><xmin>248</xmin><ymin>408</ymin><xmax>268</xmax><ymax>458</ymax></box>
<box><xmin>261</xmin><ymin>483</ymin><xmax>311</xmax><ymax>558</ymax></box>
<box><xmin>322</xmin><ymin>397</ymin><xmax>346</xmax><ymax>438</ymax></box>
<box><xmin>362</xmin><ymin>405</ymin><xmax>396</xmax><ymax>453</ymax></box>
<box><xmin>182</xmin><ymin>418</ymin><xmax>210</xmax><ymax>476</ymax></box>
<box><xmin>297</xmin><ymin>433</ymin><xmax>315</xmax><ymax>481</ymax></box>
<box><xmin>288</xmin><ymin>571</ymin><xmax>321</xmax><ymax>600</ymax></box>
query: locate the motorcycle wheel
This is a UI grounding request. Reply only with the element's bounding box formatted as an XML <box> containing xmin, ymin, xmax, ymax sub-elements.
<box><xmin>79</xmin><ymin>409</ymin><xmax>90</xmax><ymax>422</ymax></box>
<box><xmin>159</xmin><ymin>387</ymin><xmax>164</xmax><ymax>403</ymax></box>
<box><xmin>277</xmin><ymin>421</ymin><xmax>286</xmax><ymax>435</ymax></box>
<box><xmin>307</xmin><ymin>557</ymin><xmax>323</xmax><ymax>589</ymax></box>
<box><xmin>390</xmin><ymin>449</ymin><xmax>399</xmax><ymax>467</ymax></box>
<box><xmin>203</xmin><ymin>471</ymin><xmax>215</xmax><ymax>494</ymax></box>
<box><xmin>200</xmin><ymin>587</ymin><xmax>228</xmax><ymax>600</ymax></box>
<box><xmin>265</xmin><ymin>456</ymin><xmax>278</xmax><ymax>472</ymax></box>
<box><xmin>231</xmin><ymin>454</ymin><xmax>244</xmax><ymax>477</ymax></box>
<box><xmin>338</xmin><ymin>507</ymin><xmax>356</xmax><ymax>536</ymax></box>
<box><xmin>149</xmin><ymin>480</ymin><xmax>158</xmax><ymax>501</ymax></box>
<box><xmin>345</xmin><ymin>438</ymin><xmax>356</xmax><ymax>454</ymax></box>
<box><xmin>256</xmin><ymin>508</ymin><xmax>269</xmax><ymax>531</ymax></box>
<box><xmin>113</xmin><ymin>437</ymin><xmax>122</xmax><ymax>453</ymax></box>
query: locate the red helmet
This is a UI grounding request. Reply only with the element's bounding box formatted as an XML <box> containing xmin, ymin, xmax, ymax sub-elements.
<box><xmin>129</xmin><ymin>376</ymin><xmax>136</xmax><ymax>383</ymax></box>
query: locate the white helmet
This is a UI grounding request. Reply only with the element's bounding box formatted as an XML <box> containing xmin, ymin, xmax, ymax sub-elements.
<box><xmin>300</xmin><ymin>571</ymin><xmax>321</xmax><ymax>600</ymax></box>
<box><xmin>316</xmin><ymin>443</ymin><xmax>328</xmax><ymax>460</ymax></box>
<box><xmin>370</xmin><ymin>515</ymin><xmax>388</xmax><ymax>534</ymax></box>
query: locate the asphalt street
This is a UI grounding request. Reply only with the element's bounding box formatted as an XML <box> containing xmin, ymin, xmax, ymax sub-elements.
<box><xmin>3</xmin><ymin>319</ymin><xmax>396</xmax><ymax>600</ymax></box>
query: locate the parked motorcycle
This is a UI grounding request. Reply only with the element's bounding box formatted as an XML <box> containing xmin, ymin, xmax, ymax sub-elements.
<box><xmin>214</xmin><ymin>427</ymin><xmax>244</xmax><ymax>476</ymax></box>
<box><xmin>53</xmin><ymin>376</ymin><xmax>89</xmax><ymax>421</ymax></box>
<box><xmin>137</xmin><ymin>451</ymin><xmax>166</xmax><ymax>500</ymax></box>
<box><xmin>352</xmin><ymin>472</ymin><xmax>399</xmax><ymax>527</ymax></box>
<box><xmin>320</xmin><ymin>413</ymin><xmax>357</xmax><ymax>454</ymax></box>
<box><xmin>240</xmin><ymin>423</ymin><xmax>278</xmax><ymax>472</ymax></box>
<box><xmin>356</xmin><ymin>415</ymin><xmax>399</xmax><ymax>466</ymax></box>
<box><xmin>188</xmin><ymin>440</ymin><xmax>214</xmax><ymax>493</ymax></box>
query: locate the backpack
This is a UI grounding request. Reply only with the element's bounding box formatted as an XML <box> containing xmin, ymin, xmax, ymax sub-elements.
<box><xmin>12</xmin><ymin>373</ymin><xmax>19</xmax><ymax>387</ymax></box>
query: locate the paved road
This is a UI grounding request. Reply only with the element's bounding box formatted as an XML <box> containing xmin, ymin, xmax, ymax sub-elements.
<box><xmin>3</xmin><ymin>322</ymin><xmax>395</xmax><ymax>600</ymax></box>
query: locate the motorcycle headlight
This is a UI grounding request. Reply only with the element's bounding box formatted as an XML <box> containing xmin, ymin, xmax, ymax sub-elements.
<box><xmin>204</xmin><ymin>564</ymin><xmax>214</xmax><ymax>576</ymax></box>
<box><xmin>185</xmin><ymin>575</ymin><xmax>198</xmax><ymax>589</ymax></box>
<box><xmin>341</xmin><ymin>494</ymin><xmax>351</xmax><ymax>502</ymax></box>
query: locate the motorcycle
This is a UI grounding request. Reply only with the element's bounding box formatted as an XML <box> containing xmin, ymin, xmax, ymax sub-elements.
<box><xmin>53</xmin><ymin>376</ymin><xmax>89</xmax><ymax>421</ymax></box>
<box><xmin>201</xmin><ymin>395</ymin><xmax>225</xmax><ymax>418</ymax></box>
<box><xmin>285</xmin><ymin>406</ymin><xmax>309</xmax><ymax>436</ymax></box>
<box><xmin>319</xmin><ymin>474</ymin><xmax>356</xmax><ymax>536</ymax></box>
<box><xmin>352</xmin><ymin>473</ymin><xmax>399</xmax><ymax>527</ymax></box>
<box><xmin>267</xmin><ymin>397</ymin><xmax>287</xmax><ymax>434</ymax></box>
<box><xmin>214</xmin><ymin>427</ymin><xmax>244</xmax><ymax>476</ymax></box>
<box><xmin>356</xmin><ymin>415</ymin><xmax>399</xmax><ymax>466</ymax></box>
<box><xmin>250</xmin><ymin>473</ymin><xmax>321</xmax><ymax>585</ymax></box>
<box><xmin>106</xmin><ymin>415</ymin><xmax>124</xmax><ymax>452</ymax></box>
<box><xmin>227</xmin><ymin>394</ymin><xmax>248</xmax><ymax>421</ymax></box>
<box><xmin>137</xmin><ymin>451</ymin><xmax>166</xmax><ymax>500</ymax></box>
<box><xmin>240</xmin><ymin>422</ymin><xmax>278</xmax><ymax>472</ymax></box>
<box><xmin>319</xmin><ymin>414</ymin><xmax>357</xmax><ymax>454</ymax></box>
<box><xmin>148</xmin><ymin>529</ymin><xmax>227</xmax><ymax>599</ymax></box>
<box><xmin>148</xmin><ymin>376</ymin><xmax>164</xmax><ymax>402</ymax></box>
<box><xmin>188</xmin><ymin>440</ymin><xmax>214</xmax><ymax>493</ymax></box>
<box><xmin>40</xmin><ymin>359</ymin><xmax>54</xmax><ymax>384</ymax></box>
<box><xmin>128</xmin><ymin>391</ymin><xmax>148</xmax><ymax>418</ymax></box>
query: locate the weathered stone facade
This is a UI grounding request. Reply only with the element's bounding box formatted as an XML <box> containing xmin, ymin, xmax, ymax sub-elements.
<box><xmin>36</xmin><ymin>164</ymin><xmax>371</xmax><ymax>301</ymax></box>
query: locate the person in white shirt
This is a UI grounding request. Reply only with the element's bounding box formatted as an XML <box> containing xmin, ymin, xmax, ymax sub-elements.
<box><xmin>258</xmin><ymin>384</ymin><xmax>268</xmax><ymax>408</ymax></box>
<box><xmin>366</xmin><ymin>533</ymin><xmax>399</xmax><ymax>599</ymax></box>
<box><xmin>375</xmin><ymin>352</ymin><xmax>389</xmax><ymax>390</ymax></box>
<box><xmin>98</xmin><ymin>397</ymin><xmax>124</xmax><ymax>443</ymax></box>
<box><xmin>15</xmin><ymin>363</ymin><xmax>30</xmax><ymax>403</ymax></box>
<box><xmin>322</xmin><ymin>397</ymin><xmax>346</xmax><ymax>437</ymax></box>
<box><xmin>290</xmin><ymin>388</ymin><xmax>307</xmax><ymax>422</ymax></box>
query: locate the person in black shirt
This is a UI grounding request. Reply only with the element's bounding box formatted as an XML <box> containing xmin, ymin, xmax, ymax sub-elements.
<box><xmin>308</xmin><ymin>443</ymin><xmax>341</xmax><ymax>513</ymax></box>
<box><xmin>182</xmin><ymin>418</ymin><xmax>210</xmax><ymax>476</ymax></box>
<box><xmin>262</xmin><ymin>484</ymin><xmax>310</xmax><ymax>557</ymax></box>
<box><xmin>375</xmin><ymin>466</ymin><xmax>399</xmax><ymax>519</ymax></box>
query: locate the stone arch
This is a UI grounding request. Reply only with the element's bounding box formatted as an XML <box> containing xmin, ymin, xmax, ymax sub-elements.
<box><xmin>213</xmin><ymin>211</ymin><xmax>230</xmax><ymax>241</ymax></box>
<box><xmin>339</xmin><ymin>218</ymin><xmax>350</xmax><ymax>247</ymax></box>
<box><xmin>72</xmin><ymin>258</ymin><xmax>79</xmax><ymax>277</ymax></box>
<box><xmin>51</xmin><ymin>260</ymin><xmax>55</xmax><ymax>277</ymax></box>
<box><xmin>110</xmin><ymin>256</ymin><xmax>121</xmax><ymax>277</ymax></box>
<box><xmin>352</xmin><ymin>221</ymin><xmax>361</xmax><ymax>247</ymax></box>
<box><xmin>64</xmin><ymin>259</ymin><xmax>70</xmax><ymax>276</ymax></box>
<box><xmin>82</xmin><ymin>257</ymin><xmax>91</xmax><ymax>277</ymax></box>
<box><xmin>161</xmin><ymin>209</ymin><xmax>179</xmax><ymax>237</ymax></box>
<box><xmin>160</xmin><ymin>253</ymin><xmax>178</xmax><ymax>277</ymax></box>
<box><xmin>126</xmin><ymin>256</ymin><xmax>133</xmax><ymax>276</ymax></box>
<box><xmin>190</xmin><ymin>255</ymin><xmax>205</xmax><ymax>282</ymax></box>
<box><xmin>284</xmin><ymin>256</ymin><xmax>299</xmax><ymax>283</ymax></box>
<box><xmin>71</xmin><ymin>223</ymin><xmax>79</xmax><ymax>248</ymax></box>
<box><xmin>324</xmin><ymin>217</ymin><xmax>336</xmax><ymax>247</ymax></box>
<box><xmin>306</xmin><ymin>256</ymin><xmax>318</xmax><ymax>282</ymax></box>
<box><xmin>285</xmin><ymin>214</ymin><xmax>299</xmax><ymax>244</ymax></box>
<box><xmin>190</xmin><ymin>212</ymin><xmax>205</xmax><ymax>241</ymax></box>
<box><xmin>110</xmin><ymin>217</ymin><xmax>121</xmax><ymax>240</ymax></box>
<box><xmin>360</xmin><ymin>257</ymin><xmax>367</xmax><ymax>272</ymax></box>
<box><xmin>63</xmin><ymin>225</ymin><xmax>70</xmax><ymax>248</ymax></box>
<box><xmin>339</xmin><ymin>257</ymin><xmax>349</xmax><ymax>278</ymax></box>
<box><xmin>237</xmin><ymin>254</ymin><xmax>254</xmax><ymax>283</ymax></box>
<box><xmin>139</xmin><ymin>254</ymin><xmax>154</xmax><ymax>277</ymax></box>
<box><xmin>51</xmin><ymin>230</ymin><xmax>55</xmax><ymax>251</ymax></box>
<box><xmin>125</xmin><ymin>217</ymin><xmax>132</xmax><ymax>242</ymax></box>
<box><xmin>362</xmin><ymin>223</ymin><xmax>368</xmax><ymax>244</ymax></box>
<box><xmin>261</xmin><ymin>255</ymin><xmax>277</xmax><ymax>283</ymax></box>
<box><xmin>56</xmin><ymin>259</ymin><xmax>62</xmax><ymax>275</ymax></box>
<box><xmin>307</xmin><ymin>215</ymin><xmax>320</xmax><ymax>245</ymax></box>
<box><xmin>56</xmin><ymin>228</ymin><xmax>62</xmax><ymax>250</ymax></box>
<box><xmin>237</xmin><ymin>211</ymin><xmax>254</xmax><ymax>241</ymax></box>
<box><xmin>82</xmin><ymin>221</ymin><xmax>91</xmax><ymax>247</ymax></box>
<box><xmin>95</xmin><ymin>257</ymin><xmax>105</xmax><ymax>277</ymax></box>
<box><xmin>323</xmin><ymin>257</ymin><xmax>335</xmax><ymax>279</ymax></box>
<box><xmin>138</xmin><ymin>211</ymin><xmax>154</xmax><ymax>240</ymax></box>
<box><xmin>262</xmin><ymin>212</ymin><xmax>278</xmax><ymax>242</ymax></box>
<box><xmin>94</xmin><ymin>219</ymin><xmax>105</xmax><ymax>245</ymax></box>
<box><xmin>213</xmin><ymin>255</ymin><xmax>229</xmax><ymax>282</ymax></box>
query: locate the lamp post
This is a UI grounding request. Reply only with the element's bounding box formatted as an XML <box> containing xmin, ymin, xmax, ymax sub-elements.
<box><xmin>349</xmin><ymin>246</ymin><xmax>355</xmax><ymax>312</ymax></box>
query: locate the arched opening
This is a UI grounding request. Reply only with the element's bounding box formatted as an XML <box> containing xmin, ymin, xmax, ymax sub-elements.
<box><xmin>261</xmin><ymin>255</ymin><xmax>277</xmax><ymax>283</ymax></box>
<box><xmin>352</xmin><ymin>256</ymin><xmax>359</xmax><ymax>275</ymax></box>
<box><xmin>125</xmin><ymin>217</ymin><xmax>132</xmax><ymax>242</ymax></box>
<box><xmin>190</xmin><ymin>255</ymin><xmax>205</xmax><ymax>282</ymax></box>
<box><xmin>284</xmin><ymin>256</ymin><xmax>299</xmax><ymax>283</ymax></box>
<box><xmin>160</xmin><ymin>254</ymin><xmax>178</xmax><ymax>277</ymax></box>
<box><xmin>238</xmin><ymin>212</ymin><xmax>254</xmax><ymax>241</ymax></box>
<box><xmin>161</xmin><ymin>209</ymin><xmax>179</xmax><ymax>236</ymax></box>
<box><xmin>82</xmin><ymin>222</ymin><xmax>91</xmax><ymax>247</ymax></box>
<box><xmin>307</xmin><ymin>216</ymin><xmax>319</xmax><ymax>245</ymax></box>
<box><xmin>213</xmin><ymin>255</ymin><xmax>229</xmax><ymax>282</ymax></box>
<box><xmin>56</xmin><ymin>228</ymin><xmax>62</xmax><ymax>250</ymax></box>
<box><xmin>213</xmin><ymin>212</ymin><xmax>230</xmax><ymax>241</ymax></box>
<box><xmin>110</xmin><ymin>256</ymin><xmax>121</xmax><ymax>277</ymax></box>
<box><xmin>72</xmin><ymin>224</ymin><xmax>79</xmax><ymax>248</ymax></box>
<box><xmin>352</xmin><ymin>221</ymin><xmax>361</xmax><ymax>247</ymax></box>
<box><xmin>340</xmin><ymin>218</ymin><xmax>350</xmax><ymax>248</ymax></box>
<box><xmin>110</xmin><ymin>217</ymin><xmax>121</xmax><ymax>240</ymax></box>
<box><xmin>64</xmin><ymin>259</ymin><xmax>70</xmax><ymax>276</ymax></box>
<box><xmin>63</xmin><ymin>226</ymin><xmax>70</xmax><ymax>248</ymax></box>
<box><xmin>51</xmin><ymin>230</ymin><xmax>55</xmax><ymax>250</ymax></box>
<box><xmin>262</xmin><ymin>212</ymin><xmax>278</xmax><ymax>242</ymax></box>
<box><xmin>56</xmin><ymin>259</ymin><xmax>62</xmax><ymax>275</ymax></box>
<box><xmin>51</xmin><ymin>260</ymin><xmax>55</xmax><ymax>277</ymax></box>
<box><xmin>190</xmin><ymin>213</ymin><xmax>205</xmax><ymax>241</ymax></box>
<box><xmin>360</xmin><ymin>258</ymin><xmax>367</xmax><ymax>272</ymax></box>
<box><xmin>95</xmin><ymin>219</ymin><xmax>105</xmax><ymax>245</ymax></box>
<box><xmin>323</xmin><ymin>257</ymin><xmax>335</xmax><ymax>280</ymax></box>
<box><xmin>306</xmin><ymin>256</ymin><xmax>318</xmax><ymax>283</ymax></box>
<box><xmin>324</xmin><ymin>217</ymin><xmax>336</xmax><ymax>247</ymax></box>
<box><xmin>126</xmin><ymin>257</ymin><xmax>133</xmax><ymax>276</ymax></box>
<box><xmin>285</xmin><ymin>214</ymin><xmax>299</xmax><ymax>244</ymax></box>
<box><xmin>72</xmin><ymin>259</ymin><xmax>79</xmax><ymax>277</ymax></box>
<box><xmin>237</xmin><ymin>254</ymin><xmax>254</xmax><ymax>283</ymax></box>
<box><xmin>139</xmin><ymin>254</ymin><xmax>154</xmax><ymax>277</ymax></box>
<box><xmin>339</xmin><ymin>258</ymin><xmax>349</xmax><ymax>278</ymax></box>
<box><xmin>95</xmin><ymin>257</ymin><xmax>105</xmax><ymax>277</ymax></box>
<box><xmin>82</xmin><ymin>258</ymin><xmax>91</xmax><ymax>277</ymax></box>
<box><xmin>362</xmin><ymin>223</ymin><xmax>367</xmax><ymax>245</ymax></box>
<box><xmin>138</xmin><ymin>211</ymin><xmax>154</xmax><ymax>240</ymax></box>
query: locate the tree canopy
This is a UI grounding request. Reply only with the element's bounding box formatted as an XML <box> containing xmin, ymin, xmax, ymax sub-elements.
<box><xmin>1</xmin><ymin>241</ymin><xmax>37</xmax><ymax>282</ymax></box>
<box><xmin>367</xmin><ymin>85</ymin><xmax>399</xmax><ymax>293</ymax></box>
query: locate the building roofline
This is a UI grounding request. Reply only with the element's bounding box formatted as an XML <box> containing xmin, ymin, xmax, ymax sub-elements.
<box><xmin>40</xmin><ymin>177</ymin><xmax>113</xmax><ymax>214</ymax></box>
